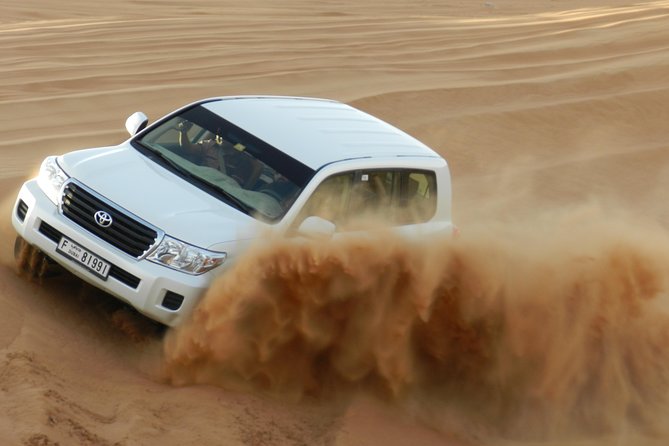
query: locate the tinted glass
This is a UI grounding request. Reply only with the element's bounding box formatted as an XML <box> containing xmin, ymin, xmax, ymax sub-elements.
<box><xmin>133</xmin><ymin>105</ymin><xmax>316</xmax><ymax>223</ymax></box>
<box><xmin>295</xmin><ymin>169</ymin><xmax>437</xmax><ymax>230</ymax></box>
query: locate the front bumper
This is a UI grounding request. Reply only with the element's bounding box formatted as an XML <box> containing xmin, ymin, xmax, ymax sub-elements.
<box><xmin>11</xmin><ymin>179</ymin><xmax>217</xmax><ymax>327</ymax></box>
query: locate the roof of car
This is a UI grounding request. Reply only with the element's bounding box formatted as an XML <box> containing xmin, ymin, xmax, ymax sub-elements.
<box><xmin>201</xmin><ymin>96</ymin><xmax>442</xmax><ymax>170</ymax></box>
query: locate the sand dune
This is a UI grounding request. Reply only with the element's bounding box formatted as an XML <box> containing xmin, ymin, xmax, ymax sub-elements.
<box><xmin>2</xmin><ymin>1</ymin><xmax>669</xmax><ymax>445</ymax></box>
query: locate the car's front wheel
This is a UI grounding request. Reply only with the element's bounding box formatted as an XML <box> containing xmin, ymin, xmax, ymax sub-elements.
<box><xmin>14</xmin><ymin>236</ymin><xmax>55</xmax><ymax>280</ymax></box>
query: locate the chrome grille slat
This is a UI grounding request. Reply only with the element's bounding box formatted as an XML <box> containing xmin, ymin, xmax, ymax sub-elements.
<box><xmin>63</xmin><ymin>200</ymin><xmax>153</xmax><ymax>249</ymax></box>
<box><xmin>60</xmin><ymin>181</ymin><xmax>159</xmax><ymax>258</ymax></box>
<box><xmin>63</xmin><ymin>189</ymin><xmax>155</xmax><ymax>240</ymax></box>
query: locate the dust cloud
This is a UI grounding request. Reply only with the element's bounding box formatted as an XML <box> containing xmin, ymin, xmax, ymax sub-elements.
<box><xmin>163</xmin><ymin>205</ymin><xmax>669</xmax><ymax>443</ymax></box>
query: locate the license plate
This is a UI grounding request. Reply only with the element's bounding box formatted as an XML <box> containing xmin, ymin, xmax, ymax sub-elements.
<box><xmin>56</xmin><ymin>237</ymin><xmax>111</xmax><ymax>280</ymax></box>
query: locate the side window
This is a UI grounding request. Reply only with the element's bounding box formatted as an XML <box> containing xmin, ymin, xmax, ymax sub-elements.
<box><xmin>348</xmin><ymin>169</ymin><xmax>436</xmax><ymax>226</ymax></box>
<box><xmin>396</xmin><ymin>171</ymin><xmax>437</xmax><ymax>224</ymax></box>
<box><xmin>293</xmin><ymin>172</ymin><xmax>354</xmax><ymax>228</ymax></box>
<box><xmin>294</xmin><ymin>169</ymin><xmax>437</xmax><ymax>232</ymax></box>
<box><xmin>348</xmin><ymin>171</ymin><xmax>399</xmax><ymax>223</ymax></box>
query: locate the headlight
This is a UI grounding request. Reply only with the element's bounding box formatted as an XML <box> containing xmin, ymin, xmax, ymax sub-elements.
<box><xmin>36</xmin><ymin>156</ymin><xmax>69</xmax><ymax>204</ymax></box>
<box><xmin>147</xmin><ymin>235</ymin><xmax>226</xmax><ymax>275</ymax></box>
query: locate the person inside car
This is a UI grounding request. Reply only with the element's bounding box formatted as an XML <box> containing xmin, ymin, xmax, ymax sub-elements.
<box><xmin>176</xmin><ymin>120</ymin><xmax>262</xmax><ymax>188</ymax></box>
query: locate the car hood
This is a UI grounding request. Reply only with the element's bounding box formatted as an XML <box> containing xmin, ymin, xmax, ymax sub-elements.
<box><xmin>58</xmin><ymin>144</ymin><xmax>265</xmax><ymax>249</ymax></box>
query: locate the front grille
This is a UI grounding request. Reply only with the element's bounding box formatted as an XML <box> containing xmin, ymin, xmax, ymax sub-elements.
<box><xmin>16</xmin><ymin>199</ymin><xmax>28</xmax><ymax>222</ymax></box>
<box><xmin>38</xmin><ymin>220</ymin><xmax>141</xmax><ymax>289</ymax></box>
<box><xmin>60</xmin><ymin>182</ymin><xmax>158</xmax><ymax>258</ymax></box>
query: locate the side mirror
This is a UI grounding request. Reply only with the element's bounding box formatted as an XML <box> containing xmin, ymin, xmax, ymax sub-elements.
<box><xmin>125</xmin><ymin>112</ymin><xmax>149</xmax><ymax>136</ymax></box>
<box><xmin>297</xmin><ymin>216</ymin><xmax>336</xmax><ymax>238</ymax></box>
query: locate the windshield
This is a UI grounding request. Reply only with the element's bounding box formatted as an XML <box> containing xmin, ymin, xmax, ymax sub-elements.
<box><xmin>132</xmin><ymin>104</ymin><xmax>315</xmax><ymax>223</ymax></box>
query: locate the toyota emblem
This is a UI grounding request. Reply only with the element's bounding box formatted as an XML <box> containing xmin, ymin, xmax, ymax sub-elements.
<box><xmin>94</xmin><ymin>210</ymin><xmax>113</xmax><ymax>228</ymax></box>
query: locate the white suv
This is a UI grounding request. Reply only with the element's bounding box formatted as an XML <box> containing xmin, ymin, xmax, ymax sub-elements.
<box><xmin>11</xmin><ymin>96</ymin><xmax>455</xmax><ymax>327</ymax></box>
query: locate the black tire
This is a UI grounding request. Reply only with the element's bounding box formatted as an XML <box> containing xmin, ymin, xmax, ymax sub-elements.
<box><xmin>14</xmin><ymin>236</ymin><xmax>25</xmax><ymax>262</ymax></box>
<box><xmin>14</xmin><ymin>236</ymin><xmax>57</xmax><ymax>280</ymax></box>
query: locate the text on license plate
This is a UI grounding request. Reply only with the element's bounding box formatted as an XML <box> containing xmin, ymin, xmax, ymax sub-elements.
<box><xmin>57</xmin><ymin>237</ymin><xmax>111</xmax><ymax>279</ymax></box>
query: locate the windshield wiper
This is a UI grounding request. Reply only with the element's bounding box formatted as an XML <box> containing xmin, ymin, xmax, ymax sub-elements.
<box><xmin>136</xmin><ymin>142</ymin><xmax>190</xmax><ymax>175</ymax></box>
<box><xmin>135</xmin><ymin>142</ymin><xmax>254</xmax><ymax>215</ymax></box>
<box><xmin>201</xmin><ymin>181</ymin><xmax>254</xmax><ymax>215</ymax></box>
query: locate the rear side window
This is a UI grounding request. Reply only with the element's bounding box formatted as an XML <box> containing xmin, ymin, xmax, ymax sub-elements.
<box><xmin>397</xmin><ymin>171</ymin><xmax>437</xmax><ymax>224</ymax></box>
<box><xmin>295</xmin><ymin>169</ymin><xmax>437</xmax><ymax>230</ymax></box>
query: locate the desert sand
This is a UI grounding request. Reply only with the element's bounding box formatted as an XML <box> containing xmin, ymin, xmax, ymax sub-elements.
<box><xmin>2</xmin><ymin>1</ymin><xmax>669</xmax><ymax>445</ymax></box>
